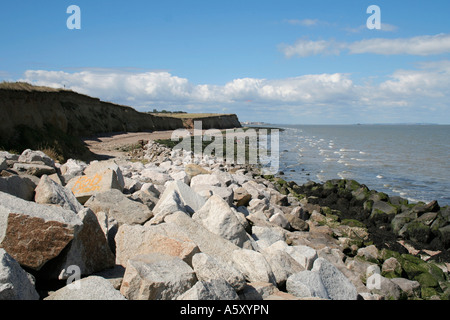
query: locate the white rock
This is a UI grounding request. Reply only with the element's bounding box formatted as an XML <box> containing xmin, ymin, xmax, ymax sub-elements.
<box><xmin>231</xmin><ymin>249</ymin><xmax>276</xmax><ymax>285</ymax></box>
<box><xmin>170</xmin><ymin>170</ymin><xmax>190</xmax><ymax>185</ymax></box>
<box><xmin>251</xmin><ymin>226</ymin><xmax>286</xmax><ymax>250</ymax></box>
<box><xmin>177</xmin><ymin>280</ymin><xmax>239</xmax><ymax>300</ymax></box>
<box><xmin>84</xmin><ymin>189</ymin><xmax>153</xmax><ymax>226</ymax></box>
<box><xmin>140</xmin><ymin>182</ymin><xmax>160</xmax><ymax>197</ymax></box>
<box><xmin>13</xmin><ymin>162</ymin><xmax>56</xmax><ymax>177</ymax></box>
<box><xmin>0</xmin><ymin>151</ymin><xmax>18</xmax><ymax>161</ymax></box>
<box><xmin>151</xmin><ymin>181</ymin><xmax>206</xmax><ymax>224</ymax></box>
<box><xmin>285</xmin><ymin>245</ymin><xmax>318</xmax><ymax>270</ymax></box>
<box><xmin>0</xmin><ymin>158</ymin><xmax>7</xmax><ymax>171</ymax></box>
<box><xmin>357</xmin><ymin>245</ymin><xmax>379</xmax><ymax>261</ymax></box>
<box><xmin>231</xmin><ymin>173</ymin><xmax>249</xmax><ymax>186</ymax></box>
<box><xmin>193</xmin><ymin>195</ymin><xmax>250</xmax><ymax>248</ymax></box>
<box><xmin>269</xmin><ymin>212</ymin><xmax>291</xmax><ymax>230</ymax></box>
<box><xmin>286</xmin><ymin>271</ymin><xmax>329</xmax><ymax>299</ymax></box>
<box><xmin>191</xmin><ymin>252</ymin><xmax>246</xmax><ymax>291</ymax></box>
<box><xmin>115</xmin><ymin>223</ymin><xmax>200</xmax><ymax>268</ymax></box>
<box><xmin>242</xmin><ymin>181</ymin><xmax>264</xmax><ymax>200</ymax></box>
<box><xmin>248</xmin><ymin>198</ymin><xmax>270</xmax><ymax>213</ymax></box>
<box><xmin>366</xmin><ymin>264</ymin><xmax>381</xmax><ymax>278</ymax></box>
<box><xmin>312</xmin><ymin>258</ymin><xmax>358</xmax><ymax>300</ymax></box>
<box><xmin>123</xmin><ymin>177</ymin><xmax>142</xmax><ymax>193</ymax></box>
<box><xmin>34</xmin><ymin>175</ymin><xmax>84</xmax><ymax>213</ymax></box>
<box><xmin>45</xmin><ymin>276</ymin><xmax>126</xmax><ymax>300</ymax></box>
<box><xmin>164</xmin><ymin>211</ymin><xmax>242</xmax><ymax>267</ymax></box>
<box><xmin>60</xmin><ymin>159</ymin><xmax>87</xmax><ymax>178</ymax></box>
<box><xmin>65</xmin><ymin>169</ymin><xmax>123</xmax><ymax>204</ymax></box>
<box><xmin>238</xmin><ymin>282</ymin><xmax>279</xmax><ymax>300</ymax></box>
<box><xmin>190</xmin><ymin>174</ymin><xmax>222</xmax><ymax>188</ymax></box>
<box><xmin>367</xmin><ymin>274</ymin><xmax>402</xmax><ymax>300</ymax></box>
<box><xmin>84</xmin><ymin>160</ymin><xmax>125</xmax><ymax>191</ymax></box>
<box><xmin>0</xmin><ymin>174</ymin><xmax>39</xmax><ymax>201</ymax></box>
<box><xmin>191</xmin><ymin>185</ymin><xmax>234</xmax><ymax>205</ymax></box>
<box><xmin>390</xmin><ymin>278</ymin><xmax>420</xmax><ymax>297</ymax></box>
<box><xmin>18</xmin><ymin>149</ymin><xmax>55</xmax><ymax>167</ymax></box>
<box><xmin>120</xmin><ymin>253</ymin><xmax>196</xmax><ymax>300</ymax></box>
<box><xmin>0</xmin><ymin>248</ymin><xmax>39</xmax><ymax>300</ymax></box>
<box><xmin>141</xmin><ymin>168</ymin><xmax>172</xmax><ymax>185</ymax></box>
<box><xmin>261</xmin><ymin>248</ymin><xmax>305</xmax><ymax>287</ymax></box>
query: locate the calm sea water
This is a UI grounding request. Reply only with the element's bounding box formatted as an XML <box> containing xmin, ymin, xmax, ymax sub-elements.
<box><xmin>275</xmin><ymin>125</ymin><xmax>450</xmax><ymax>206</ymax></box>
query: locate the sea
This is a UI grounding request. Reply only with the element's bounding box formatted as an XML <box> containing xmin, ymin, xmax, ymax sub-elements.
<box><xmin>272</xmin><ymin>124</ymin><xmax>450</xmax><ymax>207</ymax></box>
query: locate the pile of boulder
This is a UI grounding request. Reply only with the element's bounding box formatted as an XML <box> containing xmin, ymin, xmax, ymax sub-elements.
<box><xmin>0</xmin><ymin>143</ymin><xmax>448</xmax><ymax>300</ymax></box>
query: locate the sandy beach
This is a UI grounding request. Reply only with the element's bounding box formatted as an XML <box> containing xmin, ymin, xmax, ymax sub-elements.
<box><xmin>82</xmin><ymin>130</ymin><xmax>190</xmax><ymax>159</ymax></box>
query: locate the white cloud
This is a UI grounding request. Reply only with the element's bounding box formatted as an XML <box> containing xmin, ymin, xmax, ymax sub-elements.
<box><xmin>281</xmin><ymin>33</ymin><xmax>450</xmax><ymax>57</ymax></box>
<box><xmin>348</xmin><ymin>33</ymin><xmax>450</xmax><ymax>55</ymax></box>
<box><xmin>345</xmin><ymin>23</ymin><xmax>398</xmax><ymax>33</ymax></box>
<box><xmin>20</xmin><ymin>63</ymin><xmax>450</xmax><ymax>124</ymax></box>
<box><xmin>280</xmin><ymin>39</ymin><xmax>343</xmax><ymax>58</ymax></box>
<box><xmin>285</xmin><ymin>19</ymin><xmax>320</xmax><ymax>27</ymax></box>
<box><xmin>380</xmin><ymin>23</ymin><xmax>399</xmax><ymax>32</ymax></box>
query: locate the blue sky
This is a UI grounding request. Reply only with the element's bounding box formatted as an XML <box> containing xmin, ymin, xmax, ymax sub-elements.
<box><xmin>1</xmin><ymin>0</ymin><xmax>450</xmax><ymax>124</ymax></box>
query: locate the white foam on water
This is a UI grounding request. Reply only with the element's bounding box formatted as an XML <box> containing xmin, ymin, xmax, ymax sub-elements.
<box><xmin>338</xmin><ymin>171</ymin><xmax>352</xmax><ymax>179</ymax></box>
<box><xmin>316</xmin><ymin>174</ymin><xmax>326</xmax><ymax>181</ymax></box>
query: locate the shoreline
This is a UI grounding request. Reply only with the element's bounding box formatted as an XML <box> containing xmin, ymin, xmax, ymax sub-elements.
<box><xmin>275</xmin><ymin>124</ymin><xmax>450</xmax><ymax>208</ymax></box>
<box><xmin>0</xmin><ymin>137</ymin><xmax>449</xmax><ymax>300</ymax></box>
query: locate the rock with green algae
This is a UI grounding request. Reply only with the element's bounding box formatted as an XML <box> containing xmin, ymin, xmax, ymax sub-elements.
<box><xmin>415</xmin><ymin>272</ymin><xmax>439</xmax><ymax>289</ymax></box>
<box><xmin>404</xmin><ymin>221</ymin><xmax>432</xmax><ymax>243</ymax></box>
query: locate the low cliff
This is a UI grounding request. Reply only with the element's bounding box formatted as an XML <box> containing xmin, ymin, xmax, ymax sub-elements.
<box><xmin>0</xmin><ymin>83</ymin><xmax>241</xmax><ymax>160</ymax></box>
<box><xmin>181</xmin><ymin>114</ymin><xmax>242</xmax><ymax>130</ymax></box>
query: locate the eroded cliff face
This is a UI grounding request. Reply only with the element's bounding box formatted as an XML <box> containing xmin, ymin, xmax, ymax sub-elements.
<box><xmin>182</xmin><ymin>115</ymin><xmax>242</xmax><ymax>130</ymax></box>
<box><xmin>0</xmin><ymin>85</ymin><xmax>240</xmax><ymax>160</ymax></box>
<box><xmin>0</xmin><ymin>89</ymin><xmax>183</xmax><ymax>139</ymax></box>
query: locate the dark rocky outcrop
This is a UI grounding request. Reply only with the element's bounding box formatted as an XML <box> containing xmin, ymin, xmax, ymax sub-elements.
<box><xmin>270</xmin><ymin>177</ymin><xmax>450</xmax><ymax>259</ymax></box>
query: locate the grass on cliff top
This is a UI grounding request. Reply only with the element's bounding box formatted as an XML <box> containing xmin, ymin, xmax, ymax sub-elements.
<box><xmin>0</xmin><ymin>81</ymin><xmax>69</xmax><ymax>92</ymax></box>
